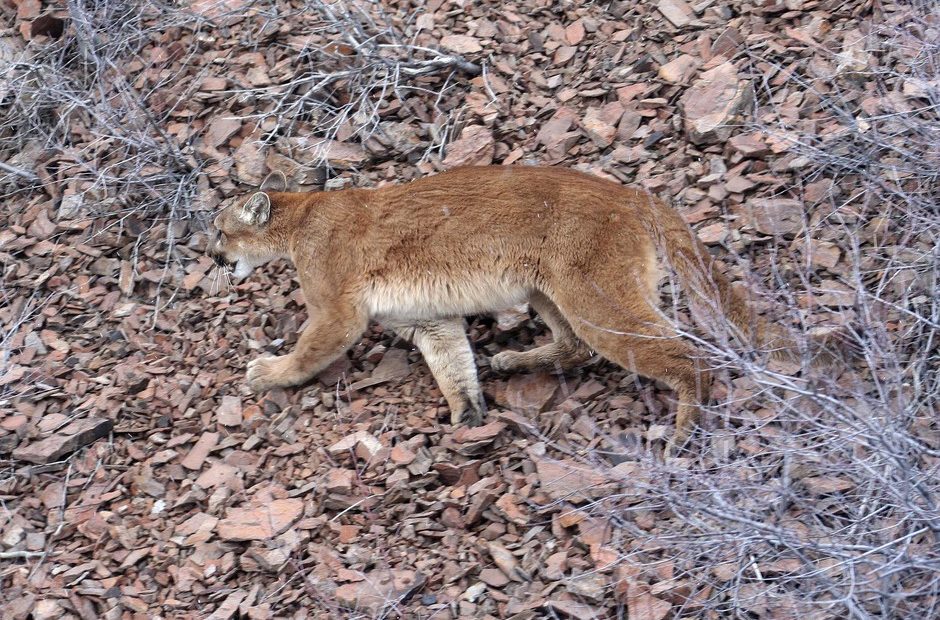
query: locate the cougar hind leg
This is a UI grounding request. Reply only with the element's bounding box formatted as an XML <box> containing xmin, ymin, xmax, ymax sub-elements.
<box><xmin>548</xmin><ymin>263</ymin><xmax>711</xmax><ymax>445</ymax></box>
<box><xmin>490</xmin><ymin>291</ymin><xmax>593</xmax><ymax>374</ymax></box>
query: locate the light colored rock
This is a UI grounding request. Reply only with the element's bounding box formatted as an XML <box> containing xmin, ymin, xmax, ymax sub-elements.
<box><xmin>739</xmin><ymin>198</ymin><xmax>804</xmax><ymax>236</ymax></box>
<box><xmin>440</xmin><ymin>35</ymin><xmax>482</xmax><ymax>54</ymax></box>
<box><xmin>680</xmin><ymin>62</ymin><xmax>753</xmax><ymax>144</ymax></box>
<box><xmin>657</xmin><ymin>0</ymin><xmax>695</xmax><ymax>28</ymax></box>
<box><xmin>444</xmin><ymin>125</ymin><xmax>495</xmax><ymax>167</ymax></box>
<box><xmin>581</xmin><ymin>109</ymin><xmax>616</xmax><ymax>148</ymax></box>
<box><xmin>657</xmin><ymin>54</ymin><xmax>699</xmax><ymax>83</ymax></box>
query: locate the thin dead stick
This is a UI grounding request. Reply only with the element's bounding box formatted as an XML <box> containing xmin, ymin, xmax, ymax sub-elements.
<box><xmin>0</xmin><ymin>160</ymin><xmax>39</xmax><ymax>182</ymax></box>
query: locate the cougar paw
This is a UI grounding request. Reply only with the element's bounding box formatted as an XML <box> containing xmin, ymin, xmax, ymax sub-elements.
<box><xmin>450</xmin><ymin>392</ymin><xmax>487</xmax><ymax>427</ymax></box>
<box><xmin>490</xmin><ymin>351</ymin><xmax>518</xmax><ymax>374</ymax></box>
<box><xmin>246</xmin><ymin>356</ymin><xmax>285</xmax><ymax>393</ymax></box>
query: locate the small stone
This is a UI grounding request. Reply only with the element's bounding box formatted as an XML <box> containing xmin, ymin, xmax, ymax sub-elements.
<box><xmin>544</xmin><ymin>551</ymin><xmax>568</xmax><ymax>580</ymax></box>
<box><xmin>328</xmin><ymin>431</ymin><xmax>383</xmax><ymax>460</ymax></box>
<box><xmin>217</xmin><ymin>395</ymin><xmax>242</xmax><ymax>426</ymax></box>
<box><xmin>390</xmin><ymin>444</ymin><xmax>416</xmax><ymax>465</ymax></box>
<box><xmin>453</xmin><ymin>421</ymin><xmax>505</xmax><ymax>444</ymax></box>
<box><xmin>487</xmin><ymin>541</ymin><xmax>530</xmax><ymax>582</ymax></box>
<box><xmin>181</xmin><ymin>432</ymin><xmax>220</xmax><ymax>470</ymax></box>
<box><xmin>739</xmin><ymin>198</ymin><xmax>804</xmax><ymax>236</ymax></box>
<box><xmin>205</xmin><ymin>117</ymin><xmax>241</xmax><ymax>148</ymax></box>
<box><xmin>729</xmin><ymin>133</ymin><xmax>769</xmax><ymax>157</ymax></box>
<box><xmin>696</xmin><ymin>223</ymin><xmax>727</xmax><ymax>244</ymax></box>
<box><xmin>567</xmin><ymin>572</ymin><xmax>607</xmax><ymax>602</ymax></box>
<box><xmin>546</xmin><ymin>600</ymin><xmax>606</xmax><ymax>620</ymax></box>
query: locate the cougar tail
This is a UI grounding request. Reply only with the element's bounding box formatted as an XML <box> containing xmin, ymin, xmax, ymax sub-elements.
<box><xmin>639</xmin><ymin>197</ymin><xmax>839</xmax><ymax>366</ymax></box>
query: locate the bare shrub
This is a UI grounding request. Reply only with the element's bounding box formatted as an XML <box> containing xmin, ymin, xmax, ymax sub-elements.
<box><xmin>558</xmin><ymin>4</ymin><xmax>940</xmax><ymax>617</ymax></box>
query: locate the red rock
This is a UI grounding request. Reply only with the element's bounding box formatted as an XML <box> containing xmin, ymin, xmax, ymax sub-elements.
<box><xmin>326</xmin><ymin>468</ymin><xmax>356</xmax><ymax>493</ymax></box>
<box><xmin>627</xmin><ymin>590</ymin><xmax>672</xmax><ymax>620</ymax></box>
<box><xmin>565</xmin><ymin>21</ymin><xmax>585</xmax><ymax>45</ymax></box>
<box><xmin>616</xmin><ymin>84</ymin><xmax>648</xmax><ymax>105</ymax></box>
<box><xmin>494</xmin><ymin>493</ymin><xmax>529</xmax><ymax>525</ymax></box>
<box><xmin>729</xmin><ymin>133</ymin><xmax>769</xmax><ymax>157</ymax></box>
<box><xmin>546</xmin><ymin>600</ymin><xmax>606</xmax><ymax>620</ymax></box>
<box><xmin>537</xmin><ymin>108</ymin><xmax>578</xmax><ymax>148</ymax></box>
<box><xmin>217</xmin><ymin>499</ymin><xmax>303</xmax><ymax>541</ymax></box>
<box><xmin>738</xmin><ymin>198</ymin><xmax>804</xmax><ymax>236</ymax></box>
<box><xmin>194</xmin><ymin>462</ymin><xmax>238</xmax><ymax>490</ymax></box>
<box><xmin>544</xmin><ymin>551</ymin><xmax>568</xmax><ymax>580</ymax></box>
<box><xmin>453</xmin><ymin>421</ymin><xmax>505</xmax><ymax>443</ymax></box>
<box><xmin>487</xmin><ymin>541</ymin><xmax>529</xmax><ymax>582</ymax></box>
<box><xmin>390</xmin><ymin>444</ymin><xmax>416</xmax><ymax>465</ymax></box>
<box><xmin>328</xmin><ymin>431</ymin><xmax>383</xmax><ymax>460</ymax></box>
<box><xmin>205</xmin><ymin>117</ymin><xmax>241</xmax><ymax>148</ymax></box>
<box><xmin>479</xmin><ymin>567</ymin><xmax>509</xmax><ymax>588</ymax></box>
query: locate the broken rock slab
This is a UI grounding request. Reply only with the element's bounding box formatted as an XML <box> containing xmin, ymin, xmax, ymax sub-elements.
<box><xmin>12</xmin><ymin>417</ymin><xmax>112</xmax><ymax>465</ymax></box>
<box><xmin>680</xmin><ymin>62</ymin><xmax>753</xmax><ymax>144</ymax></box>
<box><xmin>335</xmin><ymin>569</ymin><xmax>426</xmax><ymax>615</ymax></box>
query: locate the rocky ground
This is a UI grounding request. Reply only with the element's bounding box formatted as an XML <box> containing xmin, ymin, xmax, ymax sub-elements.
<box><xmin>1</xmin><ymin>1</ymin><xmax>938</xmax><ymax>619</ymax></box>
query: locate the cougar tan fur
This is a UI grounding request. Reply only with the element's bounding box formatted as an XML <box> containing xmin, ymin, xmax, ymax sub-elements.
<box><xmin>207</xmin><ymin>166</ymin><xmax>787</xmax><ymax>443</ymax></box>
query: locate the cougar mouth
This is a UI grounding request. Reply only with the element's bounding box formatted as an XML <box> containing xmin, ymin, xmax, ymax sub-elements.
<box><xmin>209</xmin><ymin>250</ymin><xmax>235</xmax><ymax>270</ymax></box>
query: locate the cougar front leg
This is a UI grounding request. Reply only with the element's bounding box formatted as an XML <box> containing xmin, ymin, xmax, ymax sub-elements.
<box><xmin>247</xmin><ymin>301</ymin><xmax>367</xmax><ymax>392</ymax></box>
<box><xmin>389</xmin><ymin>318</ymin><xmax>487</xmax><ymax>426</ymax></box>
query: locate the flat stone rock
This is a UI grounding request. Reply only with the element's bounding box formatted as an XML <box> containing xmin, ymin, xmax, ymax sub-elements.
<box><xmin>535</xmin><ymin>457</ymin><xmax>609</xmax><ymax>503</ymax></box>
<box><xmin>738</xmin><ymin>198</ymin><xmax>804</xmax><ymax>236</ymax></box>
<box><xmin>12</xmin><ymin>417</ymin><xmax>113</xmax><ymax>465</ymax></box>
<box><xmin>217</xmin><ymin>498</ymin><xmax>303</xmax><ymax>541</ymax></box>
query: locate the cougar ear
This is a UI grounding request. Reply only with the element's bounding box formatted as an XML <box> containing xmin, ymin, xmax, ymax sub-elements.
<box><xmin>260</xmin><ymin>170</ymin><xmax>288</xmax><ymax>193</ymax></box>
<box><xmin>239</xmin><ymin>192</ymin><xmax>271</xmax><ymax>226</ymax></box>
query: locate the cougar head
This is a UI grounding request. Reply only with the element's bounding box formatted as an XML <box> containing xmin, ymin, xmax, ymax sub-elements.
<box><xmin>206</xmin><ymin>171</ymin><xmax>288</xmax><ymax>280</ymax></box>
